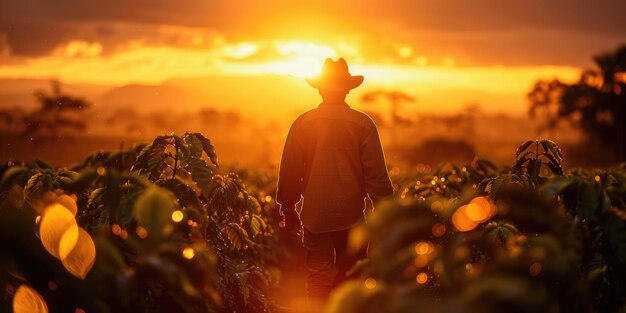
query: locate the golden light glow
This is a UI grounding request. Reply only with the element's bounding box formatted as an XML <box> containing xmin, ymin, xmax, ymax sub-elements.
<box><xmin>451</xmin><ymin>205</ymin><xmax>478</xmax><ymax>232</ymax></box>
<box><xmin>182</xmin><ymin>247</ymin><xmax>195</xmax><ymax>259</ymax></box>
<box><xmin>13</xmin><ymin>285</ymin><xmax>48</xmax><ymax>313</ymax></box>
<box><xmin>56</xmin><ymin>194</ymin><xmax>78</xmax><ymax>216</ymax></box>
<box><xmin>468</xmin><ymin>196</ymin><xmax>498</xmax><ymax>222</ymax></box>
<box><xmin>136</xmin><ymin>226</ymin><xmax>148</xmax><ymax>239</ymax></box>
<box><xmin>111</xmin><ymin>224</ymin><xmax>122</xmax><ymax>236</ymax></box>
<box><xmin>61</xmin><ymin>227</ymin><xmax>96</xmax><ymax>279</ymax></box>
<box><xmin>432</xmin><ymin>223</ymin><xmax>446</xmax><ymax>237</ymax></box>
<box><xmin>40</xmin><ymin>203</ymin><xmax>79</xmax><ymax>259</ymax></box>
<box><xmin>416</xmin><ymin>272</ymin><xmax>428</xmax><ymax>284</ymax></box>
<box><xmin>172</xmin><ymin>210</ymin><xmax>184</xmax><ymax>223</ymax></box>
<box><xmin>415</xmin><ymin>241</ymin><xmax>433</xmax><ymax>255</ymax></box>
<box><xmin>452</xmin><ymin>197</ymin><xmax>497</xmax><ymax>231</ymax></box>
<box><xmin>364</xmin><ymin>278</ymin><xmax>377</xmax><ymax>289</ymax></box>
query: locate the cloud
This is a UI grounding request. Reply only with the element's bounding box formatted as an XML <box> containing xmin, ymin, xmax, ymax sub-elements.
<box><xmin>0</xmin><ymin>0</ymin><xmax>625</xmax><ymax>66</ymax></box>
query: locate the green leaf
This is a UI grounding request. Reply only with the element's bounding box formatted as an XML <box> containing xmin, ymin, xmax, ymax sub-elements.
<box><xmin>93</xmin><ymin>236</ymin><xmax>126</xmax><ymax>273</ymax></box>
<box><xmin>132</xmin><ymin>135</ymin><xmax>170</xmax><ymax>180</ymax></box>
<box><xmin>221</xmin><ymin>223</ymin><xmax>249</xmax><ymax>250</ymax></box>
<box><xmin>185</xmin><ymin>157</ymin><xmax>215</xmax><ymax>198</ymax></box>
<box><xmin>172</xmin><ymin>134</ymin><xmax>191</xmax><ymax>164</ymax></box>
<box><xmin>249</xmin><ymin>214</ymin><xmax>266</xmax><ymax>236</ymax></box>
<box><xmin>117</xmin><ymin>188</ymin><xmax>141</xmax><ymax>226</ymax></box>
<box><xmin>134</xmin><ymin>186</ymin><xmax>178</xmax><ymax>240</ymax></box>
<box><xmin>516</xmin><ymin>140</ymin><xmax>535</xmax><ymax>157</ymax></box>
<box><xmin>66</xmin><ymin>168</ymin><xmax>98</xmax><ymax>194</ymax></box>
<box><xmin>189</xmin><ymin>133</ymin><xmax>219</xmax><ymax>167</ymax></box>
<box><xmin>540</xmin><ymin>177</ymin><xmax>576</xmax><ymax>196</ymax></box>
<box><xmin>88</xmin><ymin>187</ymin><xmax>105</xmax><ymax>208</ymax></box>
<box><xmin>247</xmin><ymin>196</ymin><xmax>262</xmax><ymax>214</ymax></box>
<box><xmin>157</xmin><ymin>178</ymin><xmax>202</xmax><ymax>209</ymax></box>
<box><xmin>0</xmin><ymin>166</ymin><xmax>30</xmax><ymax>191</ymax></box>
<box><xmin>576</xmin><ymin>180</ymin><xmax>600</xmax><ymax>219</ymax></box>
<box><xmin>184</xmin><ymin>133</ymin><xmax>204</xmax><ymax>159</ymax></box>
<box><xmin>540</xmin><ymin>139</ymin><xmax>562</xmax><ymax>161</ymax></box>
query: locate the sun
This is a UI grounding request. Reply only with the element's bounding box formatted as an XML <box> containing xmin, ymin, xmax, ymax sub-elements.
<box><xmin>269</xmin><ymin>41</ymin><xmax>338</xmax><ymax>78</ymax></box>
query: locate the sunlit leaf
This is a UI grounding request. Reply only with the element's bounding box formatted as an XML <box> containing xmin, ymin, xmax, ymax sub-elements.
<box><xmin>250</xmin><ymin>214</ymin><xmax>263</xmax><ymax>236</ymax></box>
<box><xmin>13</xmin><ymin>285</ymin><xmax>48</xmax><ymax>313</ymax></box>
<box><xmin>184</xmin><ymin>132</ymin><xmax>204</xmax><ymax>159</ymax></box>
<box><xmin>516</xmin><ymin>140</ymin><xmax>535</xmax><ymax>157</ymax></box>
<box><xmin>40</xmin><ymin>203</ymin><xmax>79</xmax><ymax>259</ymax></box>
<box><xmin>132</xmin><ymin>135</ymin><xmax>169</xmax><ymax>179</ymax></box>
<box><xmin>221</xmin><ymin>223</ymin><xmax>249</xmax><ymax>250</ymax></box>
<box><xmin>189</xmin><ymin>133</ymin><xmax>219</xmax><ymax>167</ymax></box>
<box><xmin>61</xmin><ymin>227</ymin><xmax>96</xmax><ymax>279</ymax></box>
<box><xmin>247</xmin><ymin>196</ymin><xmax>262</xmax><ymax>214</ymax></box>
<box><xmin>185</xmin><ymin>157</ymin><xmax>215</xmax><ymax>198</ymax></box>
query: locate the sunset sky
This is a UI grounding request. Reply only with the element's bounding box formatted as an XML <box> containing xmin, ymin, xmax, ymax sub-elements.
<box><xmin>1</xmin><ymin>0</ymin><xmax>625</xmax><ymax>115</ymax></box>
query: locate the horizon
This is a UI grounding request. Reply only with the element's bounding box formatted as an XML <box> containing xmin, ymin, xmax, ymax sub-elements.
<box><xmin>2</xmin><ymin>0</ymin><xmax>625</xmax><ymax>117</ymax></box>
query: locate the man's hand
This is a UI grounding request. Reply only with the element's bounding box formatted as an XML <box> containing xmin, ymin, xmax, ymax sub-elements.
<box><xmin>281</xmin><ymin>208</ymin><xmax>302</xmax><ymax>237</ymax></box>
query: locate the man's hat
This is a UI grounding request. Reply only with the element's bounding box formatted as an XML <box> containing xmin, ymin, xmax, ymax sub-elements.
<box><xmin>305</xmin><ymin>58</ymin><xmax>364</xmax><ymax>91</ymax></box>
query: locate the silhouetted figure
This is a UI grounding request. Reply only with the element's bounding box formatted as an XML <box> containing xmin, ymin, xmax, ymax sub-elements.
<box><xmin>276</xmin><ymin>58</ymin><xmax>394</xmax><ymax>300</ymax></box>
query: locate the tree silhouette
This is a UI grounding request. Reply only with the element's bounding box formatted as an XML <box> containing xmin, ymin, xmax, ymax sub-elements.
<box><xmin>361</xmin><ymin>90</ymin><xmax>415</xmax><ymax>126</ymax></box>
<box><xmin>528</xmin><ymin>44</ymin><xmax>626</xmax><ymax>160</ymax></box>
<box><xmin>21</xmin><ymin>80</ymin><xmax>91</xmax><ymax>141</ymax></box>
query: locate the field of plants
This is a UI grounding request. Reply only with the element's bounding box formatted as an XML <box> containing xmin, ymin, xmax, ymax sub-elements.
<box><xmin>1</xmin><ymin>133</ymin><xmax>625</xmax><ymax>313</ymax></box>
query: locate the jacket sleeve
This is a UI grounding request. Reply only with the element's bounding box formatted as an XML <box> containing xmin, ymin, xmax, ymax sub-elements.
<box><xmin>361</xmin><ymin>124</ymin><xmax>394</xmax><ymax>204</ymax></box>
<box><xmin>276</xmin><ymin>121</ymin><xmax>305</xmax><ymax>212</ymax></box>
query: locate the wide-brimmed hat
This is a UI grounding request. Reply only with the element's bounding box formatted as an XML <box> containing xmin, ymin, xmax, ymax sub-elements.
<box><xmin>305</xmin><ymin>58</ymin><xmax>364</xmax><ymax>91</ymax></box>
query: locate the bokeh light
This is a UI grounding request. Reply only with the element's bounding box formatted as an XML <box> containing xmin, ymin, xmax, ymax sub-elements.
<box><xmin>172</xmin><ymin>210</ymin><xmax>184</xmax><ymax>222</ymax></box>
<box><xmin>183</xmin><ymin>247</ymin><xmax>195</xmax><ymax>259</ymax></box>
<box><xmin>451</xmin><ymin>205</ymin><xmax>478</xmax><ymax>232</ymax></box>
<box><xmin>416</xmin><ymin>272</ymin><xmax>428</xmax><ymax>284</ymax></box>
<box><xmin>364</xmin><ymin>278</ymin><xmax>377</xmax><ymax>289</ymax></box>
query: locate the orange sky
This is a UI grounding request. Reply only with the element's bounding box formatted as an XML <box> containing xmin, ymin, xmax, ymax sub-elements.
<box><xmin>0</xmin><ymin>0</ymin><xmax>625</xmax><ymax>115</ymax></box>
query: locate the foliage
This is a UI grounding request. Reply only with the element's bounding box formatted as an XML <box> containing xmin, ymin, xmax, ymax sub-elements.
<box><xmin>0</xmin><ymin>132</ymin><xmax>282</xmax><ymax>313</ymax></box>
<box><xmin>21</xmin><ymin>81</ymin><xmax>91</xmax><ymax>141</ymax></box>
<box><xmin>327</xmin><ymin>140</ymin><xmax>626</xmax><ymax>313</ymax></box>
<box><xmin>528</xmin><ymin>44</ymin><xmax>626</xmax><ymax>160</ymax></box>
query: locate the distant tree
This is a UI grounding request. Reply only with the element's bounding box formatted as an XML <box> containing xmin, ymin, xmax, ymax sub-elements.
<box><xmin>361</xmin><ymin>90</ymin><xmax>416</xmax><ymax>126</ymax></box>
<box><xmin>528</xmin><ymin>44</ymin><xmax>626</xmax><ymax>160</ymax></box>
<box><xmin>22</xmin><ymin>80</ymin><xmax>91</xmax><ymax>141</ymax></box>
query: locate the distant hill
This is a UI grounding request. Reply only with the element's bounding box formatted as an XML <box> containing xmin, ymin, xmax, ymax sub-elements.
<box><xmin>97</xmin><ymin>74</ymin><xmax>319</xmax><ymax>119</ymax></box>
<box><xmin>0</xmin><ymin>74</ymin><xmax>526</xmax><ymax>121</ymax></box>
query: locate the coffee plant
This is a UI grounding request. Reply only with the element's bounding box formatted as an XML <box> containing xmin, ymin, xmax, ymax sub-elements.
<box><xmin>327</xmin><ymin>140</ymin><xmax>626</xmax><ymax>313</ymax></box>
<box><xmin>0</xmin><ymin>132</ymin><xmax>281</xmax><ymax>313</ymax></box>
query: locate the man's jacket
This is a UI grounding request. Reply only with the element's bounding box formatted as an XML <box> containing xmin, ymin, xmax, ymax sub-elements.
<box><xmin>276</xmin><ymin>101</ymin><xmax>394</xmax><ymax>233</ymax></box>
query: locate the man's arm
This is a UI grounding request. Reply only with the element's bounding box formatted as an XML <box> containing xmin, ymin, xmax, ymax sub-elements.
<box><xmin>276</xmin><ymin>121</ymin><xmax>305</xmax><ymax>215</ymax></box>
<box><xmin>361</xmin><ymin>124</ymin><xmax>394</xmax><ymax>205</ymax></box>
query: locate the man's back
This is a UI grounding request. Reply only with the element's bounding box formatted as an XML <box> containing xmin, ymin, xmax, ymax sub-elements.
<box><xmin>276</xmin><ymin>57</ymin><xmax>392</xmax><ymax>300</ymax></box>
<box><xmin>277</xmin><ymin>101</ymin><xmax>393</xmax><ymax>233</ymax></box>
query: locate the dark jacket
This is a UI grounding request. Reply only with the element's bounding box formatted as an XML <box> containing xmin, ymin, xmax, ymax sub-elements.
<box><xmin>276</xmin><ymin>101</ymin><xmax>394</xmax><ymax>233</ymax></box>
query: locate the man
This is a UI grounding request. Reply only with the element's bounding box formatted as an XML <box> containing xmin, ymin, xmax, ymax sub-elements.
<box><xmin>276</xmin><ymin>58</ymin><xmax>394</xmax><ymax>300</ymax></box>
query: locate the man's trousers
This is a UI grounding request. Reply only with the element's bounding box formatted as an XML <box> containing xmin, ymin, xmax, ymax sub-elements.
<box><xmin>302</xmin><ymin>227</ymin><xmax>368</xmax><ymax>299</ymax></box>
